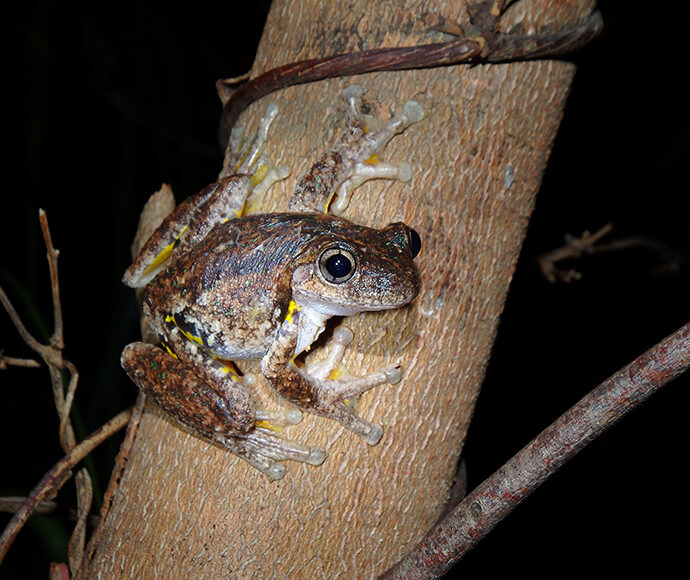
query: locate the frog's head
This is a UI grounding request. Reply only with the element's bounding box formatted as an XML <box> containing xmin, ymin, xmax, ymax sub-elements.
<box><xmin>291</xmin><ymin>222</ymin><xmax>421</xmax><ymax>316</ymax></box>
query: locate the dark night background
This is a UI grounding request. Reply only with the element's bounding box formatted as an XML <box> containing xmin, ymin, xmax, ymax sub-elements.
<box><xmin>2</xmin><ymin>2</ymin><xmax>688</xmax><ymax>578</ymax></box>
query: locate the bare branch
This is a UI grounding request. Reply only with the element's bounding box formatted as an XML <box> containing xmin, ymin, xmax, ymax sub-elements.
<box><xmin>537</xmin><ymin>223</ymin><xmax>613</xmax><ymax>282</ymax></box>
<box><xmin>0</xmin><ymin>287</ymin><xmax>61</xmax><ymax>367</ymax></box>
<box><xmin>380</xmin><ymin>321</ymin><xmax>690</xmax><ymax>579</ymax></box>
<box><xmin>0</xmin><ymin>353</ymin><xmax>42</xmax><ymax>369</ymax></box>
<box><xmin>1</xmin><ymin>210</ymin><xmax>96</xmax><ymax>573</ymax></box>
<box><xmin>39</xmin><ymin>209</ymin><xmax>64</xmax><ymax>349</ymax></box>
<box><xmin>58</xmin><ymin>361</ymin><xmax>80</xmax><ymax>452</ymax></box>
<box><xmin>68</xmin><ymin>468</ymin><xmax>93</xmax><ymax>576</ymax></box>
<box><xmin>537</xmin><ymin>223</ymin><xmax>685</xmax><ymax>282</ymax></box>
<box><xmin>0</xmin><ymin>497</ymin><xmax>99</xmax><ymax>527</ymax></box>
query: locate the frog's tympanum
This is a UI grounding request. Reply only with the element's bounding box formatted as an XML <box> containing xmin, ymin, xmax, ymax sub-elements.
<box><xmin>121</xmin><ymin>86</ymin><xmax>423</xmax><ymax>479</ymax></box>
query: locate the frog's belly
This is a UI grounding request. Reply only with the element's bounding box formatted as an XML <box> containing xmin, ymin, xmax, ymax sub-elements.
<box><xmin>202</xmin><ymin>323</ymin><xmax>276</xmax><ymax>362</ymax></box>
<box><xmin>206</xmin><ymin>339</ymin><xmax>268</xmax><ymax>362</ymax></box>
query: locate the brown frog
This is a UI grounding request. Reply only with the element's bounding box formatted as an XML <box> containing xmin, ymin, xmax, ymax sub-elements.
<box><xmin>121</xmin><ymin>86</ymin><xmax>423</xmax><ymax>479</ymax></box>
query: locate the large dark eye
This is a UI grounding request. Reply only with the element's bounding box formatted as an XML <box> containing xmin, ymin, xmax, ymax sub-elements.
<box><xmin>409</xmin><ymin>228</ymin><xmax>421</xmax><ymax>258</ymax></box>
<box><xmin>319</xmin><ymin>247</ymin><xmax>356</xmax><ymax>283</ymax></box>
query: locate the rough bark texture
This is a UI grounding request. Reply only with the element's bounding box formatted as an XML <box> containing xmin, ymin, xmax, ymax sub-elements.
<box><xmin>81</xmin><ymin>1</ymin><xmax>593</xmax><ymax>577</ymax></box>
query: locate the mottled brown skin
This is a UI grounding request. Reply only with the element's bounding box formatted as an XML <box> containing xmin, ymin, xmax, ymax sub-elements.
<box><xmin>143</xmin><ymin>213</ymin><xmax>419</xmax><ymax>361</ymax></box>
<box><xmin>290</xmin><ymin>152</ymin><xmax>344</xmax><ymax>212</ymax></box>
<box><xmin>122</xmin><ymin>342</ymin><xmax>255</xmax><ymax>437</ymax></box>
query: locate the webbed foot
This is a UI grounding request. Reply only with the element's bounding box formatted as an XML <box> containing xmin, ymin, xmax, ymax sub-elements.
<box><xmin>303</xmin><ymin>326</ymin><xmax>404</xmax><ymax>445</ymax></box>
<box><xmin>219</xmin><ymin>427</ymin><xmax>326</xmax><ymax>480</ymax></box>
<box><xmin>289</xmin><ymin>85</ymin><xmax>424</xmax><ymax>213</ymax></box>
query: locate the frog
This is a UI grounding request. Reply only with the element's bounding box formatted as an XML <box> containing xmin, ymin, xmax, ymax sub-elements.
<box><xmin>121</xmin><ymin>85</ymin><xmax>424</xmax><ymax>479</ymax></box>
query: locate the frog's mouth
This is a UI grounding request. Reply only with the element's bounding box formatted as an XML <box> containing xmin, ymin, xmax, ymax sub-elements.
<box><xmin>291</xmin><ymin>285</ymin><xmax>418</xmax><ymax>317</ymax></box>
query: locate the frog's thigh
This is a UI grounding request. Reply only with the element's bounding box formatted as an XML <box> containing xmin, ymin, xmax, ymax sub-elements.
<box><xmin>121</xmin><ymin>342</ymin><xmax>255</xmax><ymax>437</ymax></box>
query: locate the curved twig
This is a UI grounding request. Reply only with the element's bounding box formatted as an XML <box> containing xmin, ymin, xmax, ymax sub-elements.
<box><xmin>217</xmin><ymin>9</ymin><xmax>603</xmax><ymax>146</ymax></box>
<box><xmin>379</xmin><ymin>321</ymin><xmax>690</xmax><ymax>579</ymax></box>
<box><xmin>1</xmin><ymin>209</ymin><xmax>98</xmax><ymax>573</ymax></box>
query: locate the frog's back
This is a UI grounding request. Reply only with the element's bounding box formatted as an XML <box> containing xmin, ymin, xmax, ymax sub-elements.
<box><xmin>142</xmin><ymin>213</ymin><xmax>343</xmax><ymax>360</ymax></box>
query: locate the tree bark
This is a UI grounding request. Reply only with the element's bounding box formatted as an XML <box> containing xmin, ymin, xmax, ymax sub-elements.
<box><xmin>80</xmin><ymin>1</ymin><xmax>594</xmax><ymax>577</ymax></box>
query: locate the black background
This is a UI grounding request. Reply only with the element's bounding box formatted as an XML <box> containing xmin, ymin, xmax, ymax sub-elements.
<box><xmin>2</xmin><ymin>1</ymin><xmax>688</xmax><ymax>578</ymax></box>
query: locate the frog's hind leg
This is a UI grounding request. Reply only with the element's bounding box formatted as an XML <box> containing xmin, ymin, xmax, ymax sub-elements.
<box><xmin>289</xmin><ymin>85</ymin><xmax>423</xmax><ymax>213</ymax></box>
<box><xmin>121</xmin><ymin>342</ymin><xmax>326</xmax><ymax>480</ymax></box>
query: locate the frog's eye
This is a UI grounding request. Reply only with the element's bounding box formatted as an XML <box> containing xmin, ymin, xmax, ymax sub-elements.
<box><xmin>319</xmin><ymin>247</ymin><xmax>356</xmax><ymax>284</ymax></box>
<box><xmin>408</xmin><ymin>228</ymin><xmax>421</xmax><ymax>259</ymax></box>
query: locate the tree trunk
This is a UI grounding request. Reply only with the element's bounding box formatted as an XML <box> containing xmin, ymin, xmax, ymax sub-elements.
<box><xmin>80</xmin><ymin>1</ymin><xmax>593</xmax><ymax>577</ymax></box>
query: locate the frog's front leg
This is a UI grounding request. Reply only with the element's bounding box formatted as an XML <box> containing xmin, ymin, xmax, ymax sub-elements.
<box><xmin>121</xmin><ymin>342</ymin><xmax>326</xmax><ymax>480</ymax></box>
<box><xmin>262</xmin><ymin>306</ymin><xmax>400</xmax><ymax>445</ymax></box>
<box><xmin>290</xmin><ymin>84</ymin><xmax>424</xmax><ymax>214</ymax></box>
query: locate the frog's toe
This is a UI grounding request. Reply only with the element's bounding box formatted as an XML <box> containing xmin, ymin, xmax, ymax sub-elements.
<box><xmin>363</xmin><ymin>423</ymin><xmax>383</xmax><ymax>446</ymax></box>
<box><xmin>306</xmin><ymin>447</ymin><xmax>327</xmax><ymax>465</ymax></box>
<box><xmin>217</xmin><ymin>436</ymin><xmax>288</xmax><ymax>480</ymax></box>
<box><xmin>384</xmin><ymin>365</ymin><xmax>403</xmax><ymax>385</ymax></box>
<box><xmin>262</xmin><ymin>462</ymin><xmax>286</xmax><ymax>480</ymax></box>
<box><xmin>402</xmin><ymin>100</ymin><xmax>424</xmax><ymax>124</ymax></box>
<box><xmin>255</xmin><ymin>406</ymin><xmax>303</xmax><ymax>426</ymax></box>
<box><xmin>222</xmin><ymin>426</ymin><xmax>327</xmax><ymax>478</ymax></box>
<box><xmin>341</xmin><ymin>84</ymin><xmax>364</xmax><ymax>102</ymax></box>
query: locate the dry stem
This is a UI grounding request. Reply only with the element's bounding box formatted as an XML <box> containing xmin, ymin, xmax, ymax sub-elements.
<box><xmin>0</xmin><ymin>210</ymin><xmax>129</xmax><ymax>573</ymax></box>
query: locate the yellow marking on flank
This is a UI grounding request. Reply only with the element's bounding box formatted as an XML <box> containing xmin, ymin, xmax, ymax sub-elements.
<box><xmin>214</xmin><ymin>358</ymin><xmax>241</xmax><ymax>378</ymax></box>
<box><xmin>162</xmin><ymin>343</ymin><xmax>178</xmax><ymax>359</ymax></box>
<box><xmin>322</xmin><ymin>191</ymin><xmax>336</xmax><ymax>214</ymax></box>
<box><xmin>364</xmin><ymin>153</ymin><xmax>379</xmax><ymax>165</ymax></box>
<box><xmin>327</xmin><ymin>367</ymin><xmax>343</xmax><ymax>381</ymax></box>
<box><xmin>285</xmin><ymin>300</ymin><xmax>301</xmax><ymax>325</ymax></box>
<box><xmin>166</xmin><ymin>314</ymin><xmax>204</xmax><ymax>346</ymax></box>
